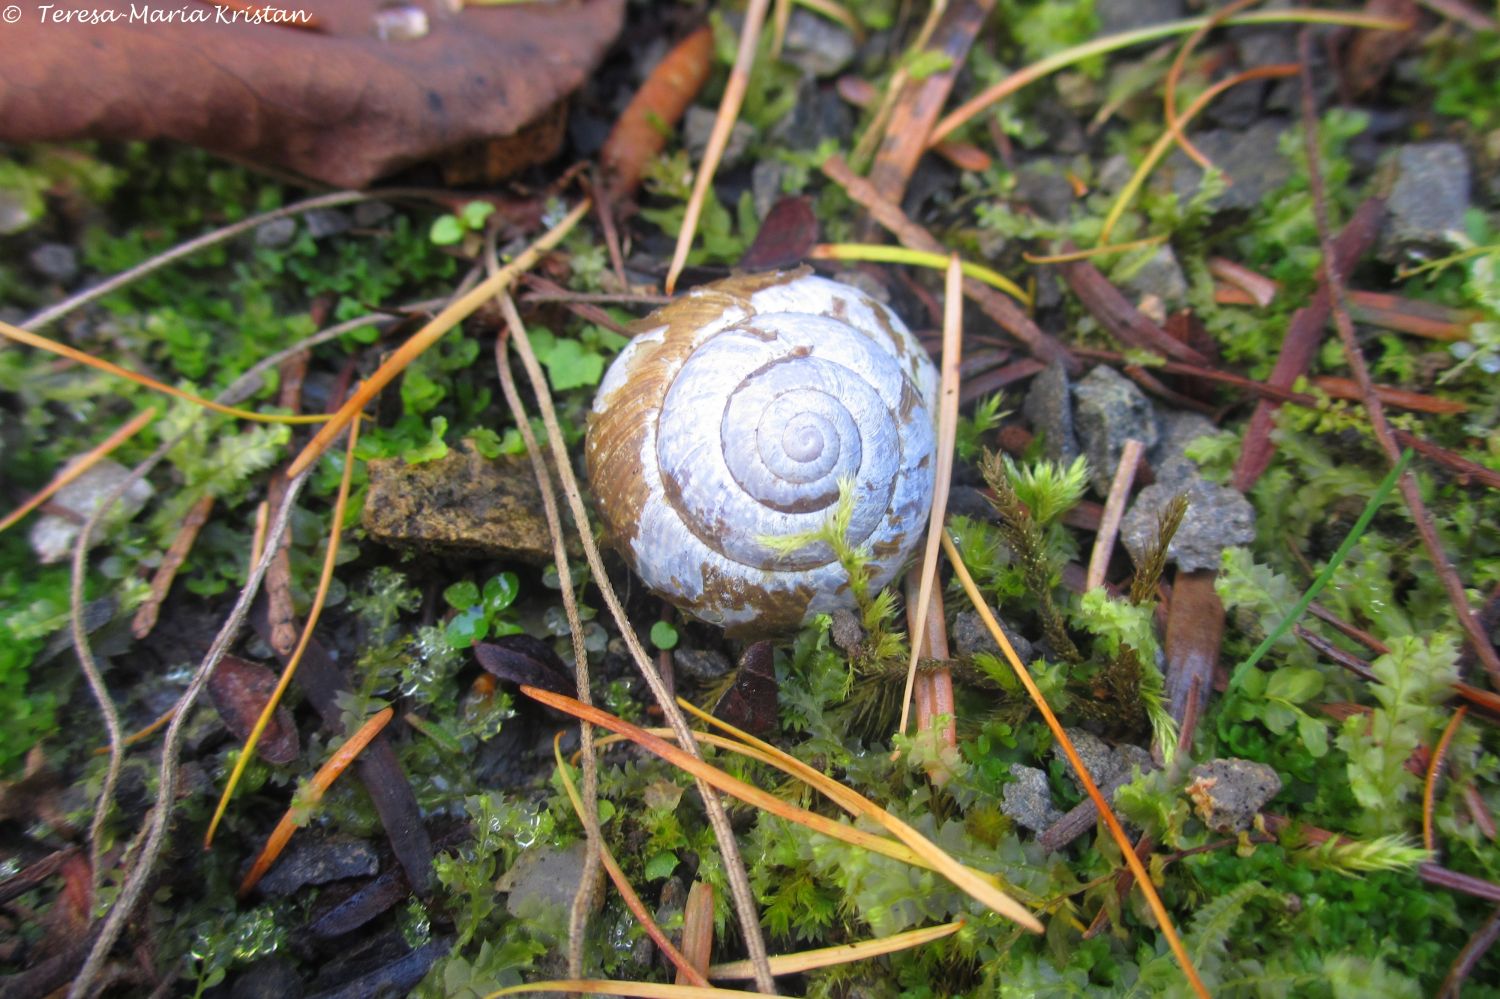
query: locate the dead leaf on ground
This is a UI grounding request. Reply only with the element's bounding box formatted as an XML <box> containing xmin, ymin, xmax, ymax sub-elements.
<box><xmin>209</xmin><ymin>655</ymin><xmax>301</xmax><ymax>765</ymax></box>
<box><xmin>0</xmin><ymin>0</ymin><xmax>625</xmax><ymax>188</ymax></box>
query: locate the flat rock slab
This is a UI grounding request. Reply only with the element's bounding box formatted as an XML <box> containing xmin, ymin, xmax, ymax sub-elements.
<box><xmin>1186</xmin><ymin>758</ymin><xmax>1282</xmax><ymax>832</ymax></box>
<box><xmin>362</xmin><ymin>443</ymin><xmax>566</xmax><ymax>565</ymax></box>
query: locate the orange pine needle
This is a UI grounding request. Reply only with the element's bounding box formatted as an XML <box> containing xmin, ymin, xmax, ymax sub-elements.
<box><xmin>285</xmin><ymin>200</ymin><xmax>589</xmax><ymax>479</ymax></box>
<box><xmin>238</xmin><ymin>706</ymin><xmax>393</xmax><ymax>897</ymax></box>
<box><xmin>1163</xmin><ymin>0</ymin><xmax>1262</xmax><ymax>171</ymax></box>
<box><xmin>525</xmin><ymin>686</ymin><xmax>1042</xmax><ymax>932</ymax></box>
<box><xmin>0</xmin><ymin>319</ymin><xmax>328</xmax><ymax>425</ymax></box>
<box><xmin>206</xmin><ymin>412</ymin><xmax>361</xmax><ymax>848</ymax></box>
<box><xmin>1424</xmin><ymin>705</ymin><xmax>1469</xmax><ymax>852</ymax></box>
<box><xmin>941</xmin><ymin>531</ymin><xmax>1210</xmax><ymax>998</ymax></box>
<box><xmin>0</xmin><ymin>406</ymin><xmax>157</xmax><ymax>534</ymax></box>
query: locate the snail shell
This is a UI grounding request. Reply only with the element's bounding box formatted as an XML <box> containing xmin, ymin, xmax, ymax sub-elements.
<box><xmin>585</xmin><ymin>269</ymin><xmax>939</xmax><ymax>636</ymax></box>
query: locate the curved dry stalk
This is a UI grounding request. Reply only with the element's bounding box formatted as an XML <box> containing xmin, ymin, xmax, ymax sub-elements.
<box><xmin>23</xmin><ymin>188</ymin><xmax>448</xmax><ymax>331</ymax></box>
<box><xmin>664</xmin><ymin>0</ymin><xmax>771</xmax><ymax>294</ymax></box>
<box><xmin>495</xmin><ymin>295</ymin><xmax>779</xmax><ymax>992</ymax></box>
<box><xmin>489</xmin><ymin>238</ymin><xmax>601</xmax><ymax>980</ymax></box>
<box><xmin>69</xmin><ymin>468</ymin><xmax>310</xmax><ymax>999</ymax></box>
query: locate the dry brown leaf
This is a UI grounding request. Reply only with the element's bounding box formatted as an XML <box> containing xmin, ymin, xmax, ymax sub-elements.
<box><xmin>0</xmin><ymin>0</ymin><xmax>624</xmax><ymax>188</ymax></box>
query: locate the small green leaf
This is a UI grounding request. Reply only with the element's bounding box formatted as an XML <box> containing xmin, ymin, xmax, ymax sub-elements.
<box><xmin>483</xmin><ymin>573</ymin><xmax>520</xmax><ymax>615</ymax></box>
<box><xmin>429</xmin><ymin>214</ymin><xmax>465</xmax><ymax>245</ymax></box>
<box><xmin>461</xmin><ymin>200</ymin><xmax>497</xmax><ymax>230</ymax></box>
<box><xmin>1266</xmin><ymin>667</ymin><xmax>1324</xmax><ymax>704</ymax></box>
<box><xmin>540</xmin><ymin>338</ymin><xmax>605</xmax><ymax>391</ymax></box>
<box><xmin>467</xmin><ymin>428</ymin><xmax>503</xmax><ymax>459</ymax></box>
<box><xmin>1297</xmin><ymin>711</ymin><xmax>1329</xmax><ymax>758</ymax></box>
<box><xmin>650</xmin><ymin>620</ymin><xmax>679</xmax><ymax>651</ymax></box>
<box><xmin>446</xmin><ymin>605</ymin><xmax>489</xmax><ymax>647</ymax></box>
<box><xmin>644</xmin><ymin>851</ymin><xmax>678</xmax><ymax>880</ymax></box>
<box><xmin>444</xmin><ymin>581</ymin><xmax>481</xmax><ymax>611</ymax></box>
<box><xmin>404</xmin><ymin>416</ymin><xmax>449</xmax><ymax>465</ymax></box>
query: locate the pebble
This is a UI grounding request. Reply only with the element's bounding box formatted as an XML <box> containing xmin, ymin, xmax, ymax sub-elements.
<box><xmin>362</xmin><ymin>441</ymin><xmax>568</xmax><ymax>565</ymax></box>
<box><xmin>1072</xmin><ymin>365</ymin><xmax>1159</xmax><ymax>495</ymax></box>
<box><xmin>303</xmin><ymin>208</ymin><xmax>354</xmax><ymax>240</ymax></box>
<box><xmin>1186</xmin><ymin>758</ymin><xmax>1282</xmax><ymax>832</ymax></box>
<box><xmin>1049</xmin><ymin>728</ymin><xmax>1119</xmax><ymax>793</ymax></box>
<box><xmin>499</xmin><ymin>841</ymin><xmax>601</xmax><ymax>918</ymax></box>
<box><xmin>952</xmin><ymin>608</ymin><xmax>1034</xmax><ymax>665</ymax></box>
<box><xmin>1167</xmin><ymin>119</ymin><xmax>1293</xmax><ymax>212</ymax></box>
<box><xmin>1116</xmin><ymin>245</ymin><xmax>1188</xmax><ymax>311</ymax></box>
<box><xmin>1023</xmin><ymin>361</ymin><xmax>1080</xmax><ymax>465</ymax></box>
<box><xmin>674</xmin><ymin>648</ymin><xmax>732</xmax><ymax>683</ymax></box>
<box><xmin>780</xmin><ymin>8</ymin><xmax>857</xmax><ymax>78</ymax></box>
<box><xmin>30</xmin><ymin>459</ymin><xmax>154</xmax><ymax>564</ymax></box>
<box><xmin>1119</xmin><ymin>476</ymin><xmax>1256</xmax><ymax>572</ymax></box>
<box><xmin>1149</xmin><ymin>410</ymin><xmax>1221</xmax><ymax>484</ymax></box>
<box><xmin>1379</xmin><ymin>143</ymin><xmax>1471</xmax><ymax>261</ymax></box>
<box><xmin>255</xmin><ymin>217</ymin><xmax>298</xmax><ymax>249</ymax></box>
<box><xmin>28</xmin><ymin>243</ymin><xmax>78</xmax><ymax>284</ymax></box>
<box><xmin>683</xmin><ymin>106</ymin><xmax>755</xmax><ymax>168</ymax></box>
<box><xmin>1001</xmin><ymin>763</ymin><xmax>1064</xmax><ymax>834</ymax></box>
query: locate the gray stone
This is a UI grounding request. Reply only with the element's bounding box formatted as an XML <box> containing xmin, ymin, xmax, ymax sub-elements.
<box><xmin>1097</xmin><ymin>154</ymin><xmax>1134</xmax><ymax>196</ymax></box>
<box><xmin>1097</xmin><ymin>0</ymin><xmax>1185</xmax><ymax>33</ymax></box>
<box><xmin>1166</xmin><ymin>119</ymin><xmax>1294</xmax><ymax>212</ymax></box>
<box><xmin>1072</xmin><ymin>365</ymin><xmax>1159</xmax><ymax>495</ymax></box>
<box><xmin>1116</xmin><ymin>246</ymin><xmax>1188</xmax><ymax>310</ymax></box>
<box><xmin>752</xmin><ymin>160</ymin><xmax>790</xmax><ymax>220</ymax></box>
<box><xmin>362</xmin><ymin>441</ymin><xmax>572</xmax><ymax>565</ymax></box>
<box><xmin>1149</xmin><ymin>410</ymin><xmax>1220</xmax><ymax>484</ymax></box>
<box><xmin>353</xmin><ymin>200</ymin><xmax>395</xmax><ymax>227</ymax></box>
<box><xmin>1120</xmin><ymin>477</ymin><xmax>1256</xmax><ymax>573</ymax></box>
<box><xmin>780</xmin><ymin>8</ymin><xmax>857</xmax><ymax>78</ymax></box>
<box><xmin>255</xmin><ymin>217</ymin><xmax>298</xmax><ymax>248</ymax></box>
<box><xmin>1050</xmin><ymin>728</ymin><xmax>1120</xmax><ymax>793</ymax></box>
<box><xmin>499</xmin><ymin>841</ymin><xmax>600</xmax><ymax>918</ymax></box>
<box><xmin>683</xmin><ymin>106</ymin><xmax>755</xmax><ymax>168</ymax></box>
<box><xmin>1023</xmin><ymin>362</ymin><xmax>1079</xmax><ymax>464</ymax></box>
<box><xmin>256</xmin><ymin>839</ymin><xmax>378</xmax><ymax>896</ymax></box>
<box><xmin>30</xmin><ymin>459</ymin><xmax>154</xmax><ymax>564</ymax></box>
<box><xmin>771</xmin><ymin>76</ymin><xmax>853</xmax><ymax>151</ymax></box>
<box><xmin>1379</xmin><ymin>143</ymin><xmax>1471</xmax><ymax>261</ymax></box>
<box><xmin>1113</xmin><ymin>743</ymin><xmax>1154</xmax><ymax>781</ymax></box>
<box><xmin>1001</xmin><ymin>764</ymin><xmax>1064</xmax><ymax>834</ymax></box>
<box><xmin>674</xmin><ymin>648</ymin><xmax>732</xmax><ymax>683</ymax></box>
<box><xmin>1014</xmin><ymin>164</ymin><xmax>1076</xmax><ymax>223</ymax></box>
<box><xmin>953</xmin><ymin>609</ymin><xmax>1033</xmax><ymax>665</ymax></box>
<box><xmin>28</xmin><ymin>243</ymin><xmax>78</xmax><ymax>284</ymax></box>
<box><xmin>1186</xmin><ymin>758</ymin><xmax>1282</xmax><ymax>832</ymax></box>
<box><xmin>303</xmin><ymin>208</ymin><xmax>353</xmax><ymax>240</ymax></box>
<box><xmin>829</xmin><ymin>607</ymin><xmax>865</xmax><ymax>654</ymax></box>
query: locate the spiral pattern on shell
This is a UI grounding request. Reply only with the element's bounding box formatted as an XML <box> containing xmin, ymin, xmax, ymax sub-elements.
<box><xmin>586</xmin><ymin>270</ymin><xmax>938</xmax><ymax>636</ymax></box>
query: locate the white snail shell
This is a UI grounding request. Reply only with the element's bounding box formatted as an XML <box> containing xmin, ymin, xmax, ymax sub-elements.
<box><xmin>585</xmin><ymin>269</ymin><xmax>939</xmax><ymax>636</ymax></box>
